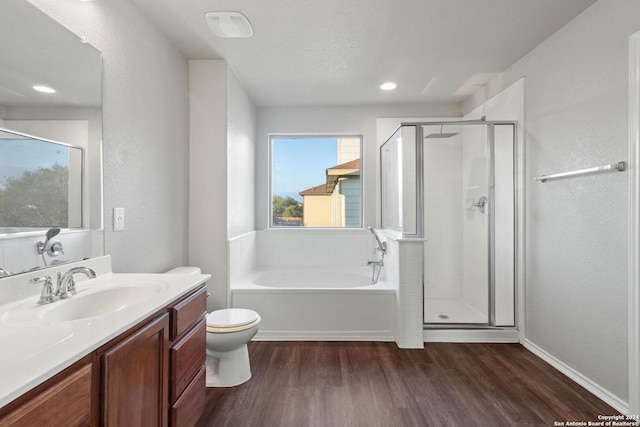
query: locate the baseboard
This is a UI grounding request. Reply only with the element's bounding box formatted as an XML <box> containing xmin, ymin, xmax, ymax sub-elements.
<box><xmin>254</xmin><ymin>330</ymin><xmax>395</xmax><ymax>341</ymax></box>
<box><xmin>423</xmin><ymin>328</ymin><xmax>520</xmax><ymax>343</ymax></box>
<box><xmin>523</xmin><ymin>339</ymin><xmax>628</xmax><ymax>414</ymax></box>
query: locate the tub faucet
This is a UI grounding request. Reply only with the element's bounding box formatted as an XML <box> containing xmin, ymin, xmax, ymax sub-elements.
<box><xmin>367</xmin><ymin>227</ymin><xmax>387</xmax><ymax>253</ymax></box>
<box><xmin>367</xmin><ymin>257</ymin><xmax>384</xmax><ymax>285</ymax></box>
<box><xmin>367</xmin><ymin>227</ymin><xmax>387</xmax><ymax>284</ymax></box>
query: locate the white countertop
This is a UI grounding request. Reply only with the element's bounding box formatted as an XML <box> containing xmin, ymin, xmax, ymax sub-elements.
<box><xmin>0</xmin><ymin>260</ymin><xmax>210</xmax><ymax>409</ymax></box>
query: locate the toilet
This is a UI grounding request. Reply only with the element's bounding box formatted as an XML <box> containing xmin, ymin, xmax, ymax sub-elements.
<box><xmin>165</xmin><ymin>267</ymin><xmax>261</xmax><ymax>387</ymax></box>
<box><xmin>205</xmin><ymin>308</ymin><xmax>260</xmax><ymax>387</ymax></box>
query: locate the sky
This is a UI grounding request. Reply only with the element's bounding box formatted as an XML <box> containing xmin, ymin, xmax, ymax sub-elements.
<box><xmin>0</xmin><ymin>138</ymin><xmax>70</xmax><ymax>188</ymax></box>
<box><xmin>272</xmin><ymin>137</ymin><xmax>337</xmax><ymax>202</ymax></box>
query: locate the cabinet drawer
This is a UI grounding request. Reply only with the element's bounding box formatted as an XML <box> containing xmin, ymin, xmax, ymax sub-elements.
<box><xmin>170</xmin><ymin>365</ymin><xmax>206</xmax><ymax>427</ymax></box>
<box><xmin>171</xmin><ymin>286</ymin><xmax>207</xmax><ymax>340</ymax></box>
<box><xmin>0</xmin><ymin>362</ymin><xmax>92</xmax><ymax>427</ymax></box>
<box><xmin>170</xmin><ymin>317</ymin><xmax>206</xmax><ymax>402</ymax></box>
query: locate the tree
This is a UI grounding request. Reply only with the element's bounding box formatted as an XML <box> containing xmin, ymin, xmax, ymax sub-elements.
<box><xmin>272</xmin><ymin>195</ymin><xmax>303</xmax><ymax>219</ymax></box>
<box><xmin>283</xmin><ymin>204</ymin><xmax>302</xmax><ymax>218</ymax></box>
<box><xmin>0</xmin><ymin>164</ymin><xmax>69</xmax><ymax>227</ymax></box>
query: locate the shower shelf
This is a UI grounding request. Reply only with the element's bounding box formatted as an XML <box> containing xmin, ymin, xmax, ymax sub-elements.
<box><xmin>534</xmin><ymin>161</ymin><xmax>626</xmax><ymax>183</ymax></box>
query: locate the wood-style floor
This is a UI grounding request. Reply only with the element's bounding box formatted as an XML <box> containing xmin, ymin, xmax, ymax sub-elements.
<box><xmin>196</xmin><ymin>341</ymin><xmax>618</xmax><ymax>427</ymax></box>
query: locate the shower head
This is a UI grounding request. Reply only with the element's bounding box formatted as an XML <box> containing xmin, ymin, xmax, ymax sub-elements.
<box><xmin>367</xmin><ymin>227</ymin><xmax>387</xmax><ymax>253</ymax></box>
<box><xmin>45</xmin><ymin>227</ymin><xmax>61</xmax><ymax>242</ymax></box>
<box><xmin>424</xmin><ymin>125</ymin><xmax>459</xmax><ymax>139</ymax></box>
<box><xmin>425</xmin><ymin>132</ymin><xmax>459</xmax><ymax>139</ymax></box>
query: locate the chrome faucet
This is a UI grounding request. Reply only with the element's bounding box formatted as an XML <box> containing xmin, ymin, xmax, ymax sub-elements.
<box><xmin>36</xmin><ymin>227</ymin><xmax>64</xmax><ymax>267</ymax></box>
<box><xmin>57</xmin><ymin>267</ymin><xmax>97</xmax><ymax>298</ymax></box>
<box><xmin>367</xmin><ymin>257</ymin><xmax>384</xmax><ymax>284</ymax></box>
<box><xmin>0</xmin><ymin>267</ymin><xmax>10</xmax><ymax>277</ymax></box>
<box><xmin>367</xmin><ymin>227</ymin><xmax>387</xmax><ymax>253</ymax></box>
<box><xmin>31</xmin><ymin>266</ymin><xmax>97</xmax><ymax>304</ymax></box>
<box><xmin>31</xmin><ymin>276</ymin><xmax>55</xmax><ymax>304</ymax></box>
<box><xmin>367</xmin><ymin>227</ymin><xmax>387</xmax><ymax>284</ymax></box>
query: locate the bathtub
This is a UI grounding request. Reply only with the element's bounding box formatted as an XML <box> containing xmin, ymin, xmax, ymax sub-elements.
<box><xmin>230</xmin><ymin>267</ymin><xmax>395</xmax><ymax>341</ymax></box>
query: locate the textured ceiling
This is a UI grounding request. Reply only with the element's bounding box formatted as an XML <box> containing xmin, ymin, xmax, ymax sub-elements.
<box><xmin>133</xmin><ymin>0</ymin><xmax>597</xmax><ymax>107</ymax></box>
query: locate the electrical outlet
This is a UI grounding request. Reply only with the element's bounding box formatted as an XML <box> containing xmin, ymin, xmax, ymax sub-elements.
<box><xmin>113</xmin><ymin>207</ymin><xmax>125</xmax><ymax>231</ymax></box>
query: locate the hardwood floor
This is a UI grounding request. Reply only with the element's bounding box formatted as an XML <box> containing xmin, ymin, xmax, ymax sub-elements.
<box><xmin>196</xmin><ymin>341</ymin><xmax>617</xmax><ymax>427</ymax></box>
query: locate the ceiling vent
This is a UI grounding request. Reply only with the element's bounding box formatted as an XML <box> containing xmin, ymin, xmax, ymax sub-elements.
<box><xmin>205</xmin><ymin>12</ymin><xmax>253</xmax><ymax>38</ymax></box>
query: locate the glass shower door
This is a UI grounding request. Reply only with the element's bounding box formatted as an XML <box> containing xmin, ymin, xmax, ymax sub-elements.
<box><xmin>422</xmin><ymin>123</ymin><xmax>491</xmax><ymax>324</ymax></box>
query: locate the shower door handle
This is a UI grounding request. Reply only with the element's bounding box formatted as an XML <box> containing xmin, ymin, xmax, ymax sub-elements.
<box><xmin>472</xmin><ymin>196</ymin><xmax>488</xmax><ymax>214</ymax></box>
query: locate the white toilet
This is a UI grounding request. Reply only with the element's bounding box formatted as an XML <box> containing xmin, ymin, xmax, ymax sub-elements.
<box><xmin>164</xmin><ymin>267</ymin><xmax>261</xmax><ymax>387</ymax></box>
<box><xmin>205</xmin><ymin>308</ymin><xmax>260</xmax><ymax>387</ymax></box>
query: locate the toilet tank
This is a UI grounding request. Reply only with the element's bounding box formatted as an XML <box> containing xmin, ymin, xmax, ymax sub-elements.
<box><xmin>164</xmin><ymin>266</ymin><xmax>201</xmax><ymax>275</ymax></box>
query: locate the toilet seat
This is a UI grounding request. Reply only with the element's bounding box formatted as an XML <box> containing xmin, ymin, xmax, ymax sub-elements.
<box><xmin>206</xmin><ymin>309</ymin><xmax>261</xmax><ymax>333</ymax></box>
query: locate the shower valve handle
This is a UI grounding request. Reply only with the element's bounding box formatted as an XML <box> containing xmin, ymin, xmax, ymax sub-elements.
<box><xmin>472</xmin><ymin>196</ymin><xmax>488</xmax><ymax>214</ymax></box>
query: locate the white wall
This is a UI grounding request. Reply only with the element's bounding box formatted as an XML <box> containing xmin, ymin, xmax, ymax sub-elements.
<box><xmin>465</xmin><ymin>0</ymin><xmax>636</xmax><ymax>407</ymax></box>
<box><xmin>256</xmin><ymin>104</ymin><xmax>461</xmax><ymax>230</ymax></box>
<box><xmin>190</xmin><ymin>60</ymin><xmax>257</xmax><ymax>311</ymax></box>
<box><xmin>189</xmin><ymin>60</ymin><xmax>228</xmax><ymax>311</ymax></box>
<box><xmin>28</xmin><ymin>0</ymin><xmax>190</xmax><ymax>273</ymax></box>
<box><xmin>227</xmin><ymin>69</ymin><xmax>257</xmax><ymax>238</ymax></box>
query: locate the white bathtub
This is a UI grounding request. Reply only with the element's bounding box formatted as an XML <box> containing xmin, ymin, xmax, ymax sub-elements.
<box><xmin>230</xmin><ymin>267</ymin><xmax>396</xmax><ymax>341</ymax></box>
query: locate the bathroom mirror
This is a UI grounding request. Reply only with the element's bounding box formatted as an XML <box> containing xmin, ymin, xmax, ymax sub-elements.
<box><xmin>0</xmin><ymin>0</ymin><xmax>103</xmax><ymax>276</ymax></box>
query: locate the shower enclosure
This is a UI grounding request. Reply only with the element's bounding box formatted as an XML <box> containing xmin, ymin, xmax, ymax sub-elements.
<box><xmin>381</xmin><ymin>121</ymin><xmax>517</xmax><ymax>327</ymax></box>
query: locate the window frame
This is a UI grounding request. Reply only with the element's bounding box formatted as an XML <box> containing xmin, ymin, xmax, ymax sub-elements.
<box><xmin>268</xmin><ymin>133</ymin><xmax>364</xmax><ymax>229</ymax></box>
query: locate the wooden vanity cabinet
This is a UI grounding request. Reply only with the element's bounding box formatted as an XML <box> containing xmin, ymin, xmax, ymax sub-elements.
<box><xmin>0</xmin><ymin>356</ymin><xmax>94</xmax><ymax>427</ymax></box>
<box><xmin>0</xmin><ymin>284</ymin><xmax>208</xmax><ymax>427</ymax></box>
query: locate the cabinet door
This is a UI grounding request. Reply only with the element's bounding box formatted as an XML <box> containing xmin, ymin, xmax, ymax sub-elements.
<box><xmin>0</xmin><ymin>361</ymin><xmax>92</xmax><ymax>427</ymax></box>
<box><xmin>102</xmin><ymin>313</ymin><xmax>169</xmax><ymax>427</ymax></box>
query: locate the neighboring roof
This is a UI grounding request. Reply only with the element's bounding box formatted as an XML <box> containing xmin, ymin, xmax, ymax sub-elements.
<box><xmin>300</xmin><ymin>158</ymin><xmax>361</xmax><ymax>196</ymax></box>
<box><xmin>326</xmin><ymin>158</ymin><xmax>360</xmax><ymax>193</ymax></box>
<box><xmin>327</xmin><ymin>158</ymin><xmax>360</xmax><ymax>171</ymax></box>
<box><xmin>299</xmin><ymin>183</ymin><xmax>332</xmax><ymax>196</ymax></box>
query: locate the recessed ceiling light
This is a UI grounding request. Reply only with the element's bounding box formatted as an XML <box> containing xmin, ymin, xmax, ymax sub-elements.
<box><xmin>33</xmin><ymin>85</ymin><xmax>56</xmax><ymax>94</ymax></box>
<box><xmin>205</xmin><ymin>12</ymin><xmax>253</xmax><ymax>38</ymax></box>
<box><xmin>380</xmin><ymin>82</ymin><xmax>397</xmax><ymax>91</ymax></box>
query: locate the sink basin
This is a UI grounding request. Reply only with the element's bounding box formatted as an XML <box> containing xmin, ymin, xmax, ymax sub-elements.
<box><xmin>1</xmin><ymin>278</ymin><xmax>171</xmax><ymax>326</ymax></box>
<box><xmin>43</xmin><ymin>287</ymin><xmax>145</xmax><ymax>322</ymax></box>
<box><xmin>40</xmin><ymin>280</ymin><xmax>169</xmax><ymax>322</ymax></box>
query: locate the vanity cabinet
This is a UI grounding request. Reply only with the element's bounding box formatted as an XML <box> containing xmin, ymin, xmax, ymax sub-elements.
<box><xmin>0</xmin><ymin>284</ymin><xmax>207</xmax><ymax>427</ymax></box>
<box><xmin>0</xmin><ymin>357</ymin><xmax>93</xmax><ymax>427</ymax></box>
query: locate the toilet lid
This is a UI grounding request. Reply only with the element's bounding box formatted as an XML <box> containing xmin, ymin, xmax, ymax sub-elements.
<box><xmin>206</xmin><ymin>308</ymin><xmax>259</xmax><ymax>329</ymax></box>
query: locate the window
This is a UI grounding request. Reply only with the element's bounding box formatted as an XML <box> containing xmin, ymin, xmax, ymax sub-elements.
<box><xmin>270</xmin><ymin>135</ymin><xmax>362</xmax><ymax>228</ymax></box>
